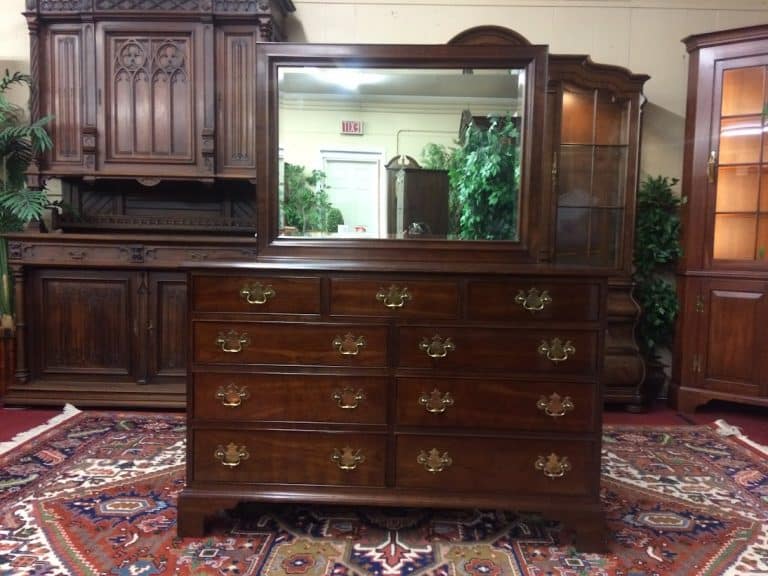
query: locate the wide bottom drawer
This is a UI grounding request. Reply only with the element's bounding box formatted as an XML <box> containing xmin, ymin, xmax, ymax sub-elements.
<box><xmin>192</xmin><ymin>430</ymin><xmax>387</xmax><ymax>487</ymax></box>
<box><xmin>396</xmin><ymin>435</ymin><xmax>596</xmax><ymax>495</ymax></box>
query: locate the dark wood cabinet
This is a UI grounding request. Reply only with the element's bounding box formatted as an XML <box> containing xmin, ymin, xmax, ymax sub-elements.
<box><xmin>386</xmin><ymin>157</ymin><xmax>450</xmax><ymax>237</ymax></box>
<box><xmin>673</xmin><ymin>25</ymin><xmax>768</xmax><ymax>412</ymax></box>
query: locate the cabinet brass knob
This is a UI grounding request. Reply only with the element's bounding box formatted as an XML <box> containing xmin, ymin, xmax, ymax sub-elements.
<box><xmin>419</xmin><ymin>335</ymin><xmax>455</xmax><ymax>358</ymax></box>
<box><xmin>240</xmin><ymin>282</ymin><xmax>276</xmax><ymax>305</ymax></box>
<box><xmin>332</xmin><ymin>333</ymin><xmax>366</xmax><ymax>356</ymax></box>
<box><xmin>419</xmin><ymin>388</ymin><xmax>454</xmax><ymax>414</ymax></box>
<box><xmin>216</xmin><ymin>329</ymin><xmax>250</xmax><ymax>353</ymax></box>
<box><xmin>332</xmin><ymin>387</ymin><xmax>366</xmax><ymax>409</ymax></box>
<box><xmin>214</xmin><ymin>442</ymin><xmax>250</xmax><ymax>467</ymax></box>
<box><xmin>376</xmin><ymin>285</ymin><xmax>410</xmax><ymax>308</ymax></box>
<box><xmin>215</xmin><ymin>382</ymin><xmax>250</xmax><ymax>407</ymax></box>
<box><xmin>417</xmin><ymin>448</ymin><xmax>453</xmax><ymax>473</ymax></box>
<box><xmin>515</xmin><ymin>288</ymin><xmax>552</xmax><ymax>312</ymax></box>
<box><xmin>536</xmin><ymin>393</ymin><xmax>574</xmax><ymax>418</ymax></box>
<box><xmin>537</xmin><ymin>338</ymin><xmax>575</xmax><ymax>363</ymax></box>
<box><xmin>331</xmin><ymin>447</ymin><xmax>365</xmax><ymax>470</ymax></box>
<box><xmin>534</xmin><ymin>453</ymin><xmax>571</xmax><ymax>479</ymax></box>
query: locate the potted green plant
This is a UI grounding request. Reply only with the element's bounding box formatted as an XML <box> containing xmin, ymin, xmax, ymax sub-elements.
<box><xmin>282</xmin><ymin>163</ymin><xmax>336</xmax><ymax>235</ymax></box>
<box><xmin>0</xmin><ymin>69</ymin><xmax>53</xmax><ymax>333</ymax></box>
<box><xmin>632</xmin><ymin>175</ymin><xmax>684</xmax><ymax>404</ymax></box>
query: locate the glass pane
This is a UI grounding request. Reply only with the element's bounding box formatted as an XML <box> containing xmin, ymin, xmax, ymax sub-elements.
<box><xmin>760</xmin><ymin>167</ymin><xmax>768</xmax><ymax>212</ymax></box>
<box><xmin>716</xmin><ymin>165</ymin><xmax>759</xmax><ymax>212</ymax></box>
<box><xmin>592</xmin><ymin>146</ymin><xmax>627</xmax><ymax>207</ymax></box>
<box><xmin>558</xmin><ymin>146</ymin><xmax>592</xmax><ymax>206</ymax></box>
<box><xmin>561</xmin><ymin>88</ymin><xmax>594</xmax><ymax>144</ymax></box>
<box><xmin>555</xmin><ymin>207</ymin><xmax>589</xmax><ymax>262</ymax></box>
<box><xmin>721</xmin><ymin>66</ymin><xmax>765</xmax><ymax>116</ymax></box>
<box><xmin>719</xmin><ymin>116</ymin><xmax>763</xmax><ymax>164</ymax></box>
<box><xmin>758</xmin><ymin>215</ymin><xmax>768</xmax><ymax>261</ymax></box>
<box><xmin>713</xmin><ymin>214</ymin><xmax>756</xmax><ymax>259</ymax></box>
<box><xmin>595</xmin><ymin>96</ymin><xmax>629</xmax><ymax>145</ymax></box>
<box><xmin>588</xmin><ymin>207</ymin><xmax>621</xmax><ymax>267</ymax></box>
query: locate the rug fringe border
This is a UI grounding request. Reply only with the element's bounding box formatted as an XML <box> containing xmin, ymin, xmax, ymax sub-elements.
<box><xmin>0</xmin><ymin>404</ymin><xmax>81</xmax><ymax>456</ymax></box>
<box><xmin>712</xmin><ymin>418</ymin><xmax>768</xmax><ymax>457</ymax></box>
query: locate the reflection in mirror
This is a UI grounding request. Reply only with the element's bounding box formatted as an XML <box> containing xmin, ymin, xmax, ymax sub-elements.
<box><xmin>277</xmin><ymin>66</ymin><xmax>525</xmax><ymax>240</ymax></box>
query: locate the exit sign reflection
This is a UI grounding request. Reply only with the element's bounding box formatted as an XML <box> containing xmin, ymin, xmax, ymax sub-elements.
<box><xmin>341</xmin><ymin>120</ymin><xmax>364</xmax><ymax>135</ymax></box>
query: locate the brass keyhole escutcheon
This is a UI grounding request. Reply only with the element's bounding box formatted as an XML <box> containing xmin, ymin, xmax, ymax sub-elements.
<box><xmin>215</xmin><ymin>382</ymin><xmax>251</xmax><ymax>407</ymax></box>
<box><xmin>332</xmin><ymin>387</ymin><xmax>366</xmax><ymax>409</ymax></box>
<box><xmin>216</xmin><ymin>329</ymin><xmax>250</xmax><ymax>353</ymax></box>
<box><xmin>419</xmin><ymin>389</ymin><xmax>454</xmax><ymax>414</ymax></box>
<box><xmin>515</xmin><ymin>287</ymin><xmax>552</xmax><ymax>312</ymax></box>
<box><xmin>214</xmin><ymin>442</ymin><xmax>250</xmax><ymax>468</ymax></box>
<box><xmin>332</xmin><ymin>333</ymin><xmax>367</xmax><ymax>356</ymax></box>
<box><xmin>331</xmin><ymin>447</ymin><xmax>365</xmax><ymax>470</ymax></box>
<box><xmin>419</xmin><ymin>335</ymin><xmax>455</xmax><ymax>359</ymax></box>
<box><xmin>535</xmin><ymin>453</ymin><xmax>571</xmax><ymax>479</ymax></box>
<box><xmin>537</xmin><ymin>338</ymin><xmax>575</xmax><ymax>363</ymax></box>
<box><xmin>536</xmin><ymin>393</ymin><xmax>574</xmax><ymax>418</ymax></box>
<box><xmin>417</xmin><ymin>448</ymin><xmax>453</xmax><ymax>473</ymax></box>
<box><xmin>240</xmin><ymin>282</ymin><xmax>276</xmax><ymax>305</ymax></box>
<box><xmin>376</xmin><ymin>285</ymin><xmax>410</xmax><ymax>309</ymax></box>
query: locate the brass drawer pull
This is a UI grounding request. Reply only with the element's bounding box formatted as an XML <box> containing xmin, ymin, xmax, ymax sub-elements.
<box><xmin>515</xmin><ymin>288</ymin><xmax>552</xmax><ymax>312</ymax></box>
<box><xmin>535</xmin><ymin>453</ymin><xmax>571</xmax><ymax>479</ymax></box>
<box><xmin>216</xmin><ymin>330</ymin><xmax>250</xmax><ymax>353</ymax></box>
<box><xmin>417</xmin><ymin>448</ymin><xmax>453</xmax><ymax>473</ymax></box>
<box><xmin>538</xmin><ymin>338</ymin><xmax>575</xmax><ymax>363</ymax></box>
<box><xmin>419</xmin><ymin>388</ymin><xmax>454</xmax><ymax>414</ymax></box>
<box><xmin>239</xmin><ymin>282</ymin><xmax>276</xmax><ymax>305</ymax></box>
<box><xmin>536</xmin><ymin>393</ymin><xmax>574</xmax><ymax>418</ymax></box>
<box><xmin>215</xmin><ymin>382</ymin><xmax>251</xmax><ymax>407</ymax></box>
<box><xmin>214</xmin><ymin>442</ymin><xmax>250</xmax><ymax>467</ymax></box>
<box><xmin>332</xmin><ymin>333</ymin><xmax>366</xmax><ymax>356</ymax></box>
<box><xmin>419</xmin><ymin>335</ymin><xmax>455</xmax><ymax>358</ymax></box>
<box><xmin>332</xmin><ymin>387</ymin><xmax>366</xmax><ymax>409</ymax></box>
<box><xmin>331</xmin><ymin>447</ymin><xmax>365</xmax><ymax>470</ymax></box>
<box><xmin>376</xmin><ymin>284</ymin><xmax>410</xmax><ymax>308</ymax></box>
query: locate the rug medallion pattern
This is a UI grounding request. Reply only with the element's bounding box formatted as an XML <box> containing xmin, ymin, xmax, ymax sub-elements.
<box><xmin>0</xmin><ymin>412</ymin><xmax>766</xmax><ymax>575</ymax></box>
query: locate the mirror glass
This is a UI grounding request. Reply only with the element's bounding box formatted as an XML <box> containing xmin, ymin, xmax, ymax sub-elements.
<box><xmin>277</xmin><ymin>66</ymin><xmax>526</xmax><ymax>241</ymax></box>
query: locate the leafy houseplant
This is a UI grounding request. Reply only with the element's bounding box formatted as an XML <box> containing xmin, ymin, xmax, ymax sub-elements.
<box><xmin>633</xmin><ymin>175</ymin><xmax>683</xmax><ymax>367</ymax></box>
<box><xmin>0</xmin><ymin>69</ymin><xmax>54</xmax><ymax>331</ymax></box>
<box><xmin>282</xmin><ymin>163</ymin><xmax>338</xmax><ymax>235</ymax></box>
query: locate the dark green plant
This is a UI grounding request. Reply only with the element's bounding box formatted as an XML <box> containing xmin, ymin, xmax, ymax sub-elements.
<box><xmin>0</xmin><ymin>69</ymin><xmax>53</xmax><ymax>328</ymax></box>
<box><xmin>633</xmin><ymin>175</ymin><xmax>683</xmax><ymax>360</ymax></box>
<box><xmin>325</xmin><ymin>206</ymin><xmax>344</xmax><ymax>233</ymax></box>
<box><xmin>283</xmin><ymin>163</ymin><xmax>333</xmax><ymax>234</ymax></box>
<box><xmin>422</xmin><ymin>114</ymin><xmax>520</xmax><ymax>240</ymax></box>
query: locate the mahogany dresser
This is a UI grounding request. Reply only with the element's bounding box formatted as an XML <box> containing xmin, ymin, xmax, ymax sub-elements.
<box><xmin>178</xmin><ymin>265</ymin><xmax>607</xmax><ymax>551</ymax></box>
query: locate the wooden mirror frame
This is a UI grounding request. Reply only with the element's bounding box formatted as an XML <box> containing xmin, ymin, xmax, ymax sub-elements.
<box><xmin>255</xmin><ymin>41</ymin><xmax>548</xmax><ymax>267</ymax></box>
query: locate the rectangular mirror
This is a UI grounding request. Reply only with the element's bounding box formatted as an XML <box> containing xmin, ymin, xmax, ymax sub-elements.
<box><xmin>258</xmin><ymin>43</ymin><xmax>547</xmax><ymax>257</ymax></box>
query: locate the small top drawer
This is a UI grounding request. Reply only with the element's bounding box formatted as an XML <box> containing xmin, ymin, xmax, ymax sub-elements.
<box><xmin>466</xmin><ymin>280</ymin><xmax>600</xmax><ymax>322</ymax></box>
<box><xmin>330</xmin><ymin>278</ymin><xmax>459</xmax><ymax>319</ymax></box>
<box><xmin>192</xmin><ymin>275</ymin><xmax>321</xmax><ymax>314</ymax></box>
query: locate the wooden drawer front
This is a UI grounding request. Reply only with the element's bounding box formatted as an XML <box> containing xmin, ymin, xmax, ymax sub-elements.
<box><xmin>193</xmin><ymin>321</ymin><xmax>388</xmax><ymax>367</ymax></box>
<box><xmin>396</xmin><ymin>378</ymin><xmax>595</xmax><ymax>432</ymax></box>
<box><xmin>396</xmin><ymin>435</ymin><xmax>594</xmax><ymax>495</ymax></box>
<box><xmin>397</xmin><ymin>327</ymin><xmax>598</xmax><ymax>375</ymax></box>
<box><xmin>193</xmin><ymin>430</ymin><xmax>386</xmax><ymax>486</ymax></box>
<box><xmin>194</xmin><ymin>373</ymin><xmax>388</xmax><ymax>424</ymax></box>
<box><xmin>466</xmin><ymin>281</ymin><xmax>600</xmax><ymax>322</ymax></box>
<box><xmin>192</xmin><ymin>275</ymin><xmax>321</xmax><ymax>314</ymax></box>
<box><xmin>330</xmin><ymin>278</ymin><xmax>459</xmax><ymax>319</ymax></box>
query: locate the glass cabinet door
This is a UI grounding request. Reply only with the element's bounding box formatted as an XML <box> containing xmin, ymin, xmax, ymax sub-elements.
<box><xmin>712</xmin><ymin>63</ymin><xmax>768</xmax><ymax>262</ymax></box>
<box><xmin>554</xmin><ymin>84</ymin><xmax>630</xmax><ymax>267</ymax></box>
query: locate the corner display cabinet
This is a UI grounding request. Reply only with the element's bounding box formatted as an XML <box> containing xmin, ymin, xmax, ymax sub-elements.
<box><xmin>674</xmin><ymin>25</ymin><xmax>768</xmax><ymax>413</ymax></box>
<box><xmin>178</xmin><ymin>27</ymin><xmax>614</xmax><ymax>551</ymax></box>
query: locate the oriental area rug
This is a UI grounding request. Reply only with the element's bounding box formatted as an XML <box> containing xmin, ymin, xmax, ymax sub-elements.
<box><xmin>1</xmin><ymin>408</ymin><xmax>767</xmax><ymax>576</ymax></box>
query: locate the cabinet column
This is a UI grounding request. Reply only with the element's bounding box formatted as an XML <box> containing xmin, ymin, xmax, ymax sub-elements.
<box><xmin>11</xmin><ymin>264</ymin><xmax>28</xmax><ymax>383</ymax></box>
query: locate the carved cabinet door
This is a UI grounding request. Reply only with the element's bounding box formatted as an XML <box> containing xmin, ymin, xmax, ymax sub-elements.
<box><xmin>95</xmin><ymin>21</ymin><xmax>215</xmax><ymax>180</ymax></box>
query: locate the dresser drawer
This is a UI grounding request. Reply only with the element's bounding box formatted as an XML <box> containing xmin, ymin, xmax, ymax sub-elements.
<box><xmin>396</xmin><ymin>435</ymin><xmax>595</xmax><ymax>495</ymax></box>
<box><xmin>192</xmin><ymin>430</ymin><xmax>387</xmax><ymax>486</ymax></box>
<box><xmin>396</xmin><ymin>378</ymin><xmax>595</xmax><ymax>432</ymax></box>
<box><xmin>194</xmin><ymin>373</ymin><xmax>388</xmax><ymax>424</ymax></box>
<box><xmin>191</xmin><ymin>275</ymin><xmax>321</xmax><ymax>314</ymax></box>
<box><xmin>466</xmin><ymin>281</ymin><xmax>600</xmax><ymax>322</ymax></box>
<box><xmin>397</xmin><ymin>327</ymin><xmax>598</xmax><ymax>376</ymax></box>
<box><xmin>193</xmin><ymin>321</ymin><xmax>388</xmax><ymax>367</ymax></box>
<box><xmin>330</xmin><ymin>278</ymin><xmax>459</xmax><ymax>319</ymax></box>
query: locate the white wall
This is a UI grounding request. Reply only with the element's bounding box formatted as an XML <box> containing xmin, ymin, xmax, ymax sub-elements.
<box><xmin>2</xmin><ymin>0</ymin><xmax>768</xmax><ymax>182</ymax></box>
